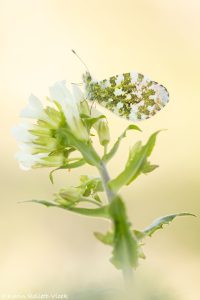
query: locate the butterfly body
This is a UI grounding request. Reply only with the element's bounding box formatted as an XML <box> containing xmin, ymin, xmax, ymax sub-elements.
<box><xmin>83</xmin><ymin>71</ymin><xmax>169</xmax><ymax>122</ymax></box>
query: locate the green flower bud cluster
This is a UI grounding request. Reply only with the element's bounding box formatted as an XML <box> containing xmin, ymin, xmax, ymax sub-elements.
<box><xmin>54</xmin><ymin>175</ymin><xmax>104</xmax><ymax>207</ymax></box>
<box><xmin>55</xmin><ymin>187</ymin><xmax>82</xmax><ymax>206</ymax></box>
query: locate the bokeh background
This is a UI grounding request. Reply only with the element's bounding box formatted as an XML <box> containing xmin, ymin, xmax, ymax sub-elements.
<box><xmin>1</xmin><ymin>0</ymin><xmax>200</xmax><ymax>299</ymax></box>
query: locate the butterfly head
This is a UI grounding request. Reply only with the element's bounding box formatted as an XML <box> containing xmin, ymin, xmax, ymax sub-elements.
<box><xmin>82</xmin><ymin>71</ymin><xmax>92</xmax><ymax>86</ymax></box>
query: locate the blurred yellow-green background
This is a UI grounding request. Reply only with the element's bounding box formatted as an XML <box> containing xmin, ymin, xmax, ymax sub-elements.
<box><xmin>0</xmin><ymin>0</ymin><xmax>200</xmax><ymax>299</ymax></box>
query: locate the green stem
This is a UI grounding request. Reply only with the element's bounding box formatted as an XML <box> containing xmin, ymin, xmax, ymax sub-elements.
<box><xmin>79</xmin><ymin>196</ymin><xmax>102</xmax><ymax>207</ymax></box>
<box><xmin>121</xmin><ymin>268</ymin><xmax>134</xmax><ymax>300</ymax></box>
<box><xmin>89</xmin><ymin>146</ymin><xmax>134</xmax><ymax>288</ymax></box>
<box><xmin>98</xmin><ymin>162</ymin><xmax>134</xmax><ymax>289</ymax></box>
<box><xmin>123</xmin><ymin>266</ymin><xmax>134</xmax><ymax>291</ymax></box>
<box><xmin>103</xmin><ymin>144</ymin><xmax>108</xmax><ymax>156</ymax></box>
<box><xmin>97</xmin><ymin>161</ymin><xmax>115</xmax><ymax>203</ymax></box>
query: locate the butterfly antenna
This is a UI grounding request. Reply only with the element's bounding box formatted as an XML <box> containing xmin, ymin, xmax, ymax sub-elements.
<box><xmin>71</xmin><ymin>49</ymin><xmax>90</xmax><ymax>73</ymax></box>
<box><xmin>71</xmin><ymin>82</ymin><xmax>82</xmax><ymax>86</ymax></box>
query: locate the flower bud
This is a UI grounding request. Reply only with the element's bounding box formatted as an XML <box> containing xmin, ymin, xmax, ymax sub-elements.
<box><xmin>79</xmin><ymin>100</ymin><xmax>90</xmax><ymax>116</ymax></box>
<box><xmin>55</xmin><ymin>187</ymin><xmax>82</xmax><ymax>206</ymax></box>
<box><xmin>97</xmin><ymin>119</ymin><xmax>110</xmax><ymax>146</ymax></box>
<box><xmin>49</xmin><ymin>81</ymin><xmax>89</xmax><ymax>142</ymax></box>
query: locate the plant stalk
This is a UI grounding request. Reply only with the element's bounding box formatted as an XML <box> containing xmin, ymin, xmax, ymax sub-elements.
<box><xmin>97</xmin><ymin>161</ymin><xmax>115</xmax><ymax>203</ymax></box>
<box><xmin>97</xmin><ymin>161</ymin><xmax>134</xmax><ymax>292</ymax></box>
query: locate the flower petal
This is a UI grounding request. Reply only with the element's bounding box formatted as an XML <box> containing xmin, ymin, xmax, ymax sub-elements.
<box><xmin>72</xmin><ymin>84</ymin><xmax>84</xmax><ymax>104</ymax></box>
<box><xmin>20</xmin><ymin>94</ymin><xmax>47</xmax><ymax>120</ymax></box>
<box><xmin>15</xmin><ymin>151</ymin><xmax>48</xmax><ymax>170</ymax></box>
<box><xmin>49</xmin><ymin>81</ymin><xmax>72</xmax><ymax>105</ymax></box>
<box><xmin>12</xmin><ymin>122</ymin><xmax>34</xmax><ymax>142</ymax></box>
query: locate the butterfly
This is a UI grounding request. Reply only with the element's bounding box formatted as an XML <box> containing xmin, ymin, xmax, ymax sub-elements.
<box><xmin>72</xmin><ymin>50</ymin><xmax>169</xmax><ymax>122</ymax></box>
<box><xmin>83</xmin><ymin>71</ymin><xmax>169</xmax><ymax>122</ymax></box>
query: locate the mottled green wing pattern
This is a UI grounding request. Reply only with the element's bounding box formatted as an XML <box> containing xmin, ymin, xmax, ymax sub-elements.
<box><xmin>83</xmin><ymin>71</ymin><xmax>169</xmax><ymax>122</ymax></box>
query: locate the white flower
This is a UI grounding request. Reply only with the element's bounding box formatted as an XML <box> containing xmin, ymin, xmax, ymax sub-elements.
<box><xmin>72</xmin><ymin>84</ymin><xmax>90</xmax><ymax>115</ymax></box>
<box><xmin>13</xmin><ymin>80</ymin><xmax>92</xmax><ymax>171</ymax></box>
<box><xmin>49</xmin><ymin>81</ymin><xmax>89</xmax><ymax>141</ymax></box>
<box><xmin>13</xmin><ymin>86</ymin><xmax>67</xmax><ymax>170</ymax></box>
<box><xmin>114</xmin><ymin>88</ymin><xmax>124</xmax><ymax>96</ymax></box>
<box><xmin>15</xmin><ymin>150</ymin><xmax>48</xmax><ymax>170</ymax></box>
<box><xmin>49</xmin><ymin>81</ymin><xmax>78</xmax><ymax>115</ymax></box>
<box><xmin>72</xmin><ymin>84</ymin><xmax>84</xmax><ymax>104</ymax></box>
<box><xmin>12</xmin><ymin>121</ymin><xmax>34</xmax><ymax>142</ymax></box>
<box><xmin>20</xmin><ymin>94</ymin><xmax>48</xmax><ymax>121</ymax></box>
<box><xmin>115</xmin><ymin>74</ymin><xmax>124</xmax><ymax>85</ymax></box>
<box><xmin>15</xmin><ymin>148</ymin><xmax>66</xmax><ymax>170</ymax></box>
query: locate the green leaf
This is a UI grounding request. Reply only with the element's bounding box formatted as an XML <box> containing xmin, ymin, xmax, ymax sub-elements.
<box><xmin>108</xmin><ymin>131</ymin><xmax>160</xmax><ymax>192</ymax></box>
<box><xmin>49</xmin><ymin>159</ymin><xmax>85</xmax><ymax>184</ymax></box>
<box><xmin>109</xmin><ymin>196</ymin><xmax>139</xmax><ymax>269</ymax></box>
<box><xmin>92</xmin><ymin>193</ymin><xmax>101</xmax><ymax>203</ymax></box>
<box><xmin>142</xmin><ymin>161</ymin><xmax>159</xmax><ymax>174</ymax></box>
<box><xmin>78</xmin><ymin>175</ymin><xmax>104</xmax><ymax>196</ymax></box>
<box><xmin>132</xmin><ymin>230</ymin><xmax>146</xmax><ymax>241</ymax></box>
<box><xmin>94</xmin><ymin>231</ymin><xmax>114</xmax><ymax>246</ymax></box>
<box><xmin>82</xmin><ymin>114</ymin><xmax>106</xmax><ymax>130</ymax></box>
<box><xmin>56</xmin><ymin>128</ymin><xmax>101</xmax><ymax>167</ymax></box>
<box><xmin>102</xmin><ymin>124</ymin><xmax>141</xmax><ymax>163</ymax></box>
<box><xmin>23</xmin><ymin>200</ymin><xmax>58</xmax><ymax>207</ymax></box>
<box><xmin>27</xmin><ymin>200</ymin><xmax>110</xmax><ymax>218</ymax></box>
<box><xmin>142</xmin><ymin>213</ymin><xmax>196</xmax><ymax>237</ymax></box>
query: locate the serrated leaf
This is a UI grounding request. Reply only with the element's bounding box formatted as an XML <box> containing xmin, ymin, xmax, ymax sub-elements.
<box><xmin>49</xmin><ymin>158</ymin><xmax>85</xmax><ymax>183</ymax></box>
<box><xmin>141</xmin><ymin>213</ymin><xmax>196</xmax><ymax>237</ymax></box>
<box><xmin>142</xmin><ymin>161</ymin><xmax>159</xmax><ymax>174</ymax></box>
<box><xmin>27</xmin><ymin>200</ymin><xmax>110</xmax><ymax>218</ymax></box>
<box><xmin>109</xmin><ymin>196</ymin><xmax>139</xmax><ymax>270</ymax></box>
<box><xmin>108</xmin><ymin>131</ymin><xmax>160</xmax><ymax>192</ymax></box>
<box><xmin>102</xmin><ymin>124</ymin><xmax>141</xmax><ymax>163</ymax></box>
<box><xmin>94</xmin><ymin>231</ymin><xmax>114</xmax><ymax>245</ymax></box>
<box><xmin>132</xmin><ymin>230</ymin><xmax>146</xmax><ymax>240</ymax></box>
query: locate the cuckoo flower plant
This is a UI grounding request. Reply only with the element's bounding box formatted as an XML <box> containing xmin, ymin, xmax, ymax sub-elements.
<box><xmin>13</xmin><ymin>64</ymin><xmax>194</xmax><ymax>284</ymax></box>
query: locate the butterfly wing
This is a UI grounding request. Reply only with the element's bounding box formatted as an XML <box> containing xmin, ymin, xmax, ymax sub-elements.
<box><xmin>83</xmin><ymin>71</ymin><xmax>169</xmax><ymax>122</ymax></box>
